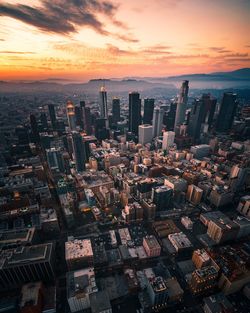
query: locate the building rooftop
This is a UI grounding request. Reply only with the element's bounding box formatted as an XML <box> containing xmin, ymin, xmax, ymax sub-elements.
<box><xmin>0</xmin><ymin>242</ymin><xmax>53</xmax><ymax>269</ymax></box>
<box><xmin>65</xmin><ymin>239</ymin><xmax>93</xmax><ymax>261</ymax></box>
<box><xmin>89</xmin><ymin>291</ymin><xmax>111</xmax><ymax>313</ymax></box>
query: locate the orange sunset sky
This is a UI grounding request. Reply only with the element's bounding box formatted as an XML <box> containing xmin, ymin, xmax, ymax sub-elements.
<box><xmin>0</xmin><ymin>0</ymin><xmax>250</xmax><ymax>80</ymax></box>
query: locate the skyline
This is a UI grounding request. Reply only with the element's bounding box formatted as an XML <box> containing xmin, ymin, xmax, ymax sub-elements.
<box><xmin>0</xmin><ymin>0</ymin><xmax>250</xmax><ymax>80</ymax></box>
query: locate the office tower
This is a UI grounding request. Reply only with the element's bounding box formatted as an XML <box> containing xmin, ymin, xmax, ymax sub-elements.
<box><xmin>152</xmin><ymin>107</ymin><xmax>164</xmax><ymax>137</ymax></box>
<box><xmin>192</xmin><ymin>249</ymin><xmax>211</xmax><ymax>269</ymax></box>
<box><xmin>186</xmin><ymin>184</ymin><xmax>203</xmax><ymax>205</ymax></box>
<box><xmin>112</xmin><ymin>97</ymin><xmax>120</xmax><ymax>123</ymax></box>
<box><xmin>207</xmin><ymin>217</ymin><xmax>239</xmax><ymax>244</ymax></box>
<box><xmin>0</xmin><ymin>243</ymin><xmax>55</xmax><ymax>288</ymax></box>
<box><xmin>162</xmin><ymin>131</ymin><xmax>175</xmax><ymax>150</ymax></box>
<box><xmin>15</xmin><ymin>125</ymin><xmax>29</xmax><ymax>144</ymax></box>
<box><xmin>216</xmin><ymin>92</ymin><xmax>238</xmax><ymax>132</ymax></box>
<box><xmin>99</xmin><ymin>86</ymin><xmax>109</xmax><ymax>128</ymax></box>
<box><xmin>66</xmin><ymin>101</ymin><xmax>76</xmax><ymax>131</ymax></box>
<box><xmin>151</xmin><ymin>186</ymin><xmax>173</xmax><ymax>211</ymax></box>
<box><xmin>129</xmin><ymin>91</ymin><xmax>141</xmax><ymax>136</ymax></box>
<box><xmin>30</xmin><ymin>114</ymin><xmax>40</xmax><ymax>143</ymax></box>
<box><xmin>84</xmin><ymin>106</ymin><xmax>92</xmax><ymax>135</ymax></box>
<box><xmin>164</xmin><ymin>102</ymin><xmax>177</xmax><ymax>131</ymax></box>
<box><xmin>40</xmin><ymin>112</ymin><xmax>48</xmax><ymax>130</ymax></box>
<box><xmin>144</xmin><ymin>98</ymin><xmax>155</xmax><ymax>124</ymax></box>
<box><xmin>46</xmin><ymin>147</ymin><xmax>65</xmax><ymax>172</ymax></box>
<box><xmin>48</xmin><ymin>104</ymin><xmax>57</xmax><ymax>129</ymax></box>
<box><xmin>174</xmin><ymin>80</ymin><xmax>189</xmax><ymax>134</ymax></box>
<box><xmin>201</xmin><ymin>94</ymin><xmax>217</xmax><ymax>128</ymax></box>
<box><xmin>139</xmin><ymin>124</ymin><xmax>153</xmax><ymax>145</ymax></box>
<box><xmin>95</xmin><ymin>118</ymin><xmax>109</xmax><ymax>141</ymax></box>
<box><xmin>188</xmin><ymin>99</ymin><xmax>205</xmax><ymax>142</ymax></box>
<box><xmin>72</xmin><ymin>131</ymin><xmax>86</xmax><ymax>172</ymax></box>
<box><xmin>75</xmin><ymin>105</ymin><xmax>84</xmax><ymax>129</ymax></box>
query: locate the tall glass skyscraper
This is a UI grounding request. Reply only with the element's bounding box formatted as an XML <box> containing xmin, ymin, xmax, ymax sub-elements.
<box><xmin>174</xmin><ymin>80</ymin><xmax>189</xmax><ymax>134</ymax></box>
<box><xmin>99</xmin><ymin>86</ymin><xmax>109</xmax><ymax>128</ymax></box>
<box><xmin>129</xmin><ymin>92</ymin><xmax>141</xmax><ymax>136</ymax></box>
<box><xmin>216</xmin><ymin>93</ymin><xmax>238</xmax><ymax>133</ymax></box>
<box><xmin>72</xmin><ymin>131</ymin><xmax>86</xmax><ymax>172</ymax></box>
<box><xmin>143</xmin><ymin>98</ymin><xmax>155</xmax><ymax>124</ymax></box>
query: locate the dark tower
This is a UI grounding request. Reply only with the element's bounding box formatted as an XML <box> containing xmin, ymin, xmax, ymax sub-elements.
<box><xmin>112</xmin><ymin>98</ymin><xmax>120</xmax><ymax>123</ymax></box>
<box><xmin>30</xmin><ymin>114</ymin><xmax>40</xmax><ymax>143</ymax></box>
<box><xmin>216</xmin><ymin>93</ymin><xmax>238</xmax><ymax>133</ymax></box>
<box><xmin>143</xmin><ymin>98</ymin><xmax>155</xmax><ymax>124</ymax></box>
<box><xmin>72</xmin><ymin>132</ymin><xmax>86</xmax><ymax>172</ymax></box>
<box><xmin>129</xmin><ymin>92</ymin><xmax>141</xmax><ymax>136</ymax></box>
<box><xmin>48</xmin><ymin>104</ymin><xmax>56</xmax><ymax>130</ymax></box>
<box><xmin>188</xmin><ymin>99</ymin><xmax>205</xmax><ymax>143</ymax></box>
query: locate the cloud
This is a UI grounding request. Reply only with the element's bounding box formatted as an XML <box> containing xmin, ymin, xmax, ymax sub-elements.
<box><xmin>209</xmin><ymin>46</ymin><xmax>226</xmax><ymax>52</ymax></box>
<box><xmin>0</xmin><ymin>51</ymin><xmax>36</xmax><ymax>54</ymax></box>
<box><xmin>223</xmin><ymin>53</ymin><xmax>248</xmax><ymax>58</ymax></box>
<box><xmin>0</xmin><ymin>0</ymin><xmax>135</xmax><ymax>41</ymax></box>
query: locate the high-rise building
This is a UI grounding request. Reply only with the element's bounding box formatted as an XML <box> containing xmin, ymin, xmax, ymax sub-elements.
<box><xmin>164</xmin><ymin>102</ymin><xmax>177</xmax><ymax>131</ymax></box>
<box><xmin>152</xmin><ymin>107</ymin><xmax>164</xmax><ymax>137</ymax></box>
<box><xmin>162</xmin><ymin>131</ymin><xmax>175</xmax><ymax>150</ymax></box>
<box><xmin>201</xmin><ymin>94</ymin><xmax>217</xmax><ymax>128</ymax></box>
<box><xmin>174</xmin><ymin>80</ymin><xmax>189</xmax><ymax>134</ymax></box>
<box><xmin>143</xmin><ymin>235</ymin><xmax>161</xmax><ymax>257</ymax></box>
<box><xmin>75</xmin><ymin>105</ymin><xmax>84</xmax><ymax>129</ymax></box>
<box><xmin>95</xmin><ymin>118</ymin><xmax>109</xmax><ymax>141</ymax></box>
<box><xmin>129</xmin><ymin>92</ymin><xmax>141</xmax><ymax>136</ymax></box>
<box><xmin>188</xmin><ymin>99</ymin><xmax>205</xmax><ymax>142</ymax></box>
<box><xmin>216</xmin><ymin>92</ymin><xmax>238</xmax><ymax>132</ymax></box>
<box><xmin>99</xmin><ymin>86</ymin><xmax>108</xmax><ymax>128</ymax></box>
<box><xmin>40</xmin><ymin>112</ymin><xmax>48</xmax><ymax>131</ymax></box>
<box><xmin>139</xmin><ymin>124</ymin><xmax>153</xmax><ymax>145</ymax></box>
<box><xmin>72</xmin><ymin>131</ymin><xmax>86</xmax><ymax>172</ymax></box>
<box><xmin>143</xmin><ymin>98</ymin><xmax>155</xmax><ymax>124</ymax></box>
<box><xmin>112</xmin><ymin>97</ymin><xmax>120</xmax><ymax>123</ymax></box>
<box><xmin>46</xmin><ymin>147</ymin><xmax>65</xmax><ymax>172</ymax></box>
<box><xmin>189</xmin><ymin>266</ymin><xmax>218</xmax><ymax>295</ymax></box>
<box><xmin>0</xmin><ymin>243</ymin><xmax>55</xmax><ymax>288</ymax></box>
<box><xmin>30</xmin><ymin>114</ymin><xmax>40</xmax><ymax>143</ymax></box>
<box><xmin>83</xmin><ymin>106</ymin><xmax>92</xmax><ymax>135</ymax></box>
<box><xmin>48</xmin><ymin>104</ymin><xmax>57</xmax><ymax>129</ymax></box>
<box><xmin>151</xmin><ymin>186</ymin><xmax>173</xmax><ymax>211</ymax></box>
<box><xmin>66</xmin><ymin>101</ymin><xmax>76</xmax><ymax>131</ymax></box>
<box><xmin>15</xmin><ymin>125</ymin><xmax>29</xmax><ymax>145</ymax></box>
<box><xmin>186</xmin><ymin>184</ymin><xmax>203</xmax><ymax>205</ymax></box>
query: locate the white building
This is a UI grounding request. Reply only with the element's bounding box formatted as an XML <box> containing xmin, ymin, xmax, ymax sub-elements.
<box><xmin>181</xmin><ymin>216</ymin><xmax>193</xmax><ymax>230</ymax></box>
<box><xmin>139</xmin><ymin>124</ymin><xmax>153</xmax><ymax>145</ymax></box>
<box><xmin>162</xmin><ymin>131</ymin><xmax>175</xmax><ymax>150</ymax></box>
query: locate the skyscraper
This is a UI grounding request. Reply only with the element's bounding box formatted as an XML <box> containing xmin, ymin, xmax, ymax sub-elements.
<box><xmin>129</xmin><ymin>92</ymin><xmax>141</xmax><ymax>136</ymax></box>
<box><xmin>174</xmin><ymin>80</ymin><xmax>189</xmax><ymax>134</ymax></box>
<box><xmin>112</xmin><ymin>97</ymin><xmax>120</xmax><ymax>123</ymax></box>
<box><xmin>72</xmin><ymin>131</ymin><xmax>86</xmax><ymax>172</ymax></box>
<box><xmin>201</xmin><ymin>94</ymin><xmax>217</xmax><ymax>129</ymax></box>
<box><xmin>164</xmin><ymin>102</ymin><xmax>177</xmax><ymax>131</ymax></box>
<box><xmin>188</xmin><ymin>99</ymin><xmax>205</xmax><ymax>142</ymax></box>
<box><xmin>143</xmin><ymin>98</ymin><xmax>155</xmax><ymax>124</ymax></box>
<box><xmin>99</xmin><ymin>86</ymin><xmax>108</xmax><ymax>128</ymax></box>
<box><xmin>30</xmin><ymin>114</ymin><xmax>40</xmax><ymax>143</ymax></box>
<box><xmin>75</xmin><ymin>105</ymin><xmax>84</xmax><ymax>129</ymax></box>
<box><xmin>139</xmin><ymin>124</ymin><xmax>153</xmax><ymax>145</ymax></box>
<box><xmin>66</xmin><ymin>101</ymin><xmax>76</xmax><ymax>131</ymax></box>
<box><xmin>40</xmin><ymin>112</ymin><xmax>48</xmax><ymax>131</ymax></box>
<box><xmin>48</xmin><ymin>104</ymin><xmax>56</xmax><ymax>130</ymax></box>
<box><xmin>162</xmin><ymin>131</ymin><xmax>175</xmax><ymax>150</ymax></box>
<box><xmin>152</xmin><ymin>107</ymin><xmax>164</xmax><ymax>137</ymax></box>
<box><xmin>216</xmin><ymin>92</ymin><xmax>238</xmax><ymax>133</ymax></box>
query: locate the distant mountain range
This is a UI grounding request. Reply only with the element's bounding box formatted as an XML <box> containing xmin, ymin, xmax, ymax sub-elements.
<box><xmin>166</xmin><ymin>68</ymin><xmax>250</xmax><ymax>81</ymax></box>
<box><xmin>0</xmin><ymin>68</ymin><xmax>249</xmax><ymax>93</ymax></box>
